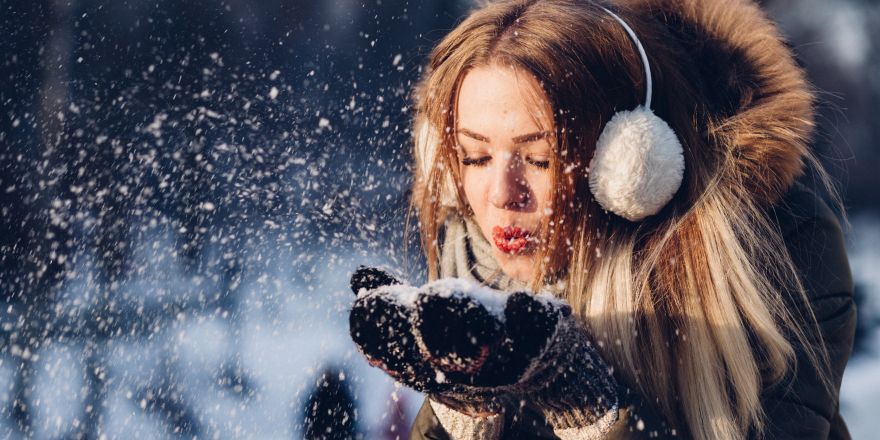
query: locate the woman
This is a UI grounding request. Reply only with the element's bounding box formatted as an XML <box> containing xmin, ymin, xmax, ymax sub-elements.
<box><xmin>349</xmin><ymin>0</ymin><xmax>856</xmax><ymax>438</ymax></box>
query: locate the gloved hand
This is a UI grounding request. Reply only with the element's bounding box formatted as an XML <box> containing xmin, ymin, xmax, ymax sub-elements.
<box><xmin>349</xmin><ymin>266</ymin><xmax>619</xmax><ymax>431</ymax></box>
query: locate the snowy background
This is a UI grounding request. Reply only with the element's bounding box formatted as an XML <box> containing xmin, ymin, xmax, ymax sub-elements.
<box><xmin>1</xmin><ymin>0</ymin><xmax>878</xmax><ymax>438</ymax></box>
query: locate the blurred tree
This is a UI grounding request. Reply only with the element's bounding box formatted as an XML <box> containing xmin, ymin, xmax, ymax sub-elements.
<box><xmin>765</xmin><ymin>0</ymin><xmax>880</xmax><ymax>213</ymax></box>
<box><xmin>852</xmin><ymin>283</ymin><xmax>880</xmax><ymax>357</ymax></box>
<box><xmin>378</xmin><ymin>387</ymin><xmax>410</xmax><ymax>440</ymax></box>
<box><xmin>301</xmin><ymin>366</ymin><xmax>359</xmax><ymax>440</ymax></box>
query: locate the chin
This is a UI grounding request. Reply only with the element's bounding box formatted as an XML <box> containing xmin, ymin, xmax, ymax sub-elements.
<box><xmin>494</xmin><ymin>252</ymin><xmax>537</xmax><ymax>283</ymax></box>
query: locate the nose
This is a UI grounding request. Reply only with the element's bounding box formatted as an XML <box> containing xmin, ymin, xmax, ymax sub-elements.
<box><xmin>488</xmin><ymin>153</ymin><xmax>531</xmax><ymax>210</ymax></box>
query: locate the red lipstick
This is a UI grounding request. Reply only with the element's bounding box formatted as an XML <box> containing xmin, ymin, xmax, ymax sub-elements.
<box><xmin>491</xmin><ymin>225</ymin><xmax>534</xmax><ymax>254</ymax></box>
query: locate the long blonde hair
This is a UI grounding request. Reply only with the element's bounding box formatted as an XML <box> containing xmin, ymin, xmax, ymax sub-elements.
<box><xmin>409</xmin><ymin>0</ymin><xmax>840</xmax><ymax>438</ymax></box>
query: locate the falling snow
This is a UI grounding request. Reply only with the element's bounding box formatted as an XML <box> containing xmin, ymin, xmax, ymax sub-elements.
<box><xmin>0</xmin><ymin>0</ymin><xmax>878</xmax><ymax>439</ymax></box>
<box><xmin>0</xmin><ymin>0</ymin><xmax>443</xmax><ymax>437</ymax></box>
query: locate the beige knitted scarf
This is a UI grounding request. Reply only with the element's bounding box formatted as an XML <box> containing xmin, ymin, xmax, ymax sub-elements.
<box><xmin>437</xmin><ymin>213</ymin><xmax>565</xmax><ymax>296</ymax></box>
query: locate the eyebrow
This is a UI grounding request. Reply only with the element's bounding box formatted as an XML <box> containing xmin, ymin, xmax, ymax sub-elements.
<box><xmin>456</xmin><ymin>128</ymin><xmax>552</xmax><ymax>145</ymax></box>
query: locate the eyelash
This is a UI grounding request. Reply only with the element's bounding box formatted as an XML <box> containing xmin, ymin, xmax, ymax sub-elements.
<box><xmin>461</xmin><ymin>157</ymin><xmax>490</xmax><ymax>167</ymax></box>
<box><xmin>461</xmin><ymin>156</ymin><xmax>550</xmax><ymax>169</ymax></box>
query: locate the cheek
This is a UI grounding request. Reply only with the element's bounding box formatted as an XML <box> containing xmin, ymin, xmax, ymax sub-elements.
<box><xmin>460</xmin><ymin>169</ymin><xmax>487</xmax><ymax>213</ymax></box>
<box><xmin>528</xmin><ymin>172</ymin><xmax>554</xmax><ymax>211</ymax></box>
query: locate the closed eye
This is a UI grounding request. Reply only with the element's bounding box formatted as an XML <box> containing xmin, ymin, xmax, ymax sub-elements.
<box><xmin>526</xmin><ymin>157</ymin><xmax>550</xmax><ymax>169</ymax></box>
<box><xmin>461</xmin><ymin>156</ymin><xmax>491</xmax><ymax>167</ymax></box>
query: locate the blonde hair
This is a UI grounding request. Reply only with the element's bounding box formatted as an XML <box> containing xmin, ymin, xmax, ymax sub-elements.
<box><xmin>409</xmin><ymin>0</ymin><xmax>840</xmax><ymax>439</ymax></box>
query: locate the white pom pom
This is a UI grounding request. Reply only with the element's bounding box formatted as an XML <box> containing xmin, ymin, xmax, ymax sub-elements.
<box><xmin>589</xmin><ymin>106</ymin><xmax>684</xmax><ymax>221</ymax></box>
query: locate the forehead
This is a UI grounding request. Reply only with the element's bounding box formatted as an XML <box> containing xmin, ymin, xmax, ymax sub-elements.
<box><xmin>455</xmin><ymin>64</ymin><xmax>553</xmax><ymax>133</ymax></box>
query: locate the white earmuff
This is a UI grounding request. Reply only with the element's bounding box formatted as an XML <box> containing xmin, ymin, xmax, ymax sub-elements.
<box><xmin>589</xmin><ymin>8</ymin><xmax>685</xmax><ymax>221</ymax></box>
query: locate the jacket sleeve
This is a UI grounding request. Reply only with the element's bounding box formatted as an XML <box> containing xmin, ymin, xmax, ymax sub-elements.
<box><xmin>757</xmin><ymin>187</ymin><xmax>856</xmax><ymax>439</ymax></box>
<box><xmin>410</xmin><ymin>386</ymin><xmax>680</xmax><ymax>440</ymax></box>
<box><xmin>411</xmin><ymin>398</ymin><xmax>449</xmax><ymax>440</ymax></box>
<box><xmin>411</xmin><ymin>399</ymin><xmax>501</xmax><ymax>440</ymax></box>
<box><xmin>602</xmin><ymin>384</ymin><xmax>680</xmax><ymax>439</ymax></box>
<box><xmin>410</xmin><ymin>398</ymin><xmax>552</xmax><ymax>440</ymax></box>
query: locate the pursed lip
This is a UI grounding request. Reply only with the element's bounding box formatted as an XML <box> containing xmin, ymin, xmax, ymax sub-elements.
<box><xmin>491</xmin><ymin>225</ymin><xmax>535</xmax><ymax>254</ymax></box>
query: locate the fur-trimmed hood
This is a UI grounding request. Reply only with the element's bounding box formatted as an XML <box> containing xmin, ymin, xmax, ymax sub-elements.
<box><xmin>412</xmin><ymin>0</ymin><xmax>816</xmax><ymax>211</ymax></box>
<box><xmin>621</xmin><ymin>0</ymin><xmax>816</xmax><ymax>206</ymax></box>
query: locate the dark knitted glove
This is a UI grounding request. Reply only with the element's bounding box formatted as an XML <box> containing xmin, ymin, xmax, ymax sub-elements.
<box><xmin>348</xmin><ymin>266</ymin><xmax>442</xmax><ymax>392</ymax></box>
<box><xmin>349</xmin><ymin>266</ymin><xmax>619</xmax><ymax>431</ymax></box>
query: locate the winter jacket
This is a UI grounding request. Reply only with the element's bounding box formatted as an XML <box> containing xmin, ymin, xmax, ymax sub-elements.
<box><xmin>409</xmin><ymin>181</ymin><xmax>856</xmax><ymax>439</ymax></box>
<box><xmin>408</xmin><ymin>0</ymin><xmax>856</xmax><ymax>437</ymax></box>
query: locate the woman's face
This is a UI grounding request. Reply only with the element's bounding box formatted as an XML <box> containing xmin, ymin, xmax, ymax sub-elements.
<box><xmin>455</xmin><ymin>64</ymin><xmax>555</xmax><ymax>283</ymax></box>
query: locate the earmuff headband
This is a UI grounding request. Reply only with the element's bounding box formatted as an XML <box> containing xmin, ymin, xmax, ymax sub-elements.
<box><xmin>588</xmin><ymin>6</ymin><xmax>685</xmax><ymax>221</ymax></box>
<box><xmin>600</xmin><ymin>7</ymin><xmax>653</xmax><ymax>108</ymax></box>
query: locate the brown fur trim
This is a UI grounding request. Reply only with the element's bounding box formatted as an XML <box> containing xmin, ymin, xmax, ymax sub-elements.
<box><xmin>623</xmin><ymin>0</ymin><xmax>816</xmax><ymax>205</ymax></box>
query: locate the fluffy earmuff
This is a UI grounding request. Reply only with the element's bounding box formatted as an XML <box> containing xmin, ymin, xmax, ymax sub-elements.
<box><xmin>589</xmin><ymin>106</ymin><xmax>684</xmax><ymax>221</ymax></box>
<box><xmin>589</xmin><ymin>7</ymin><xmax>685</xmax><ymax>221</ymax></box>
